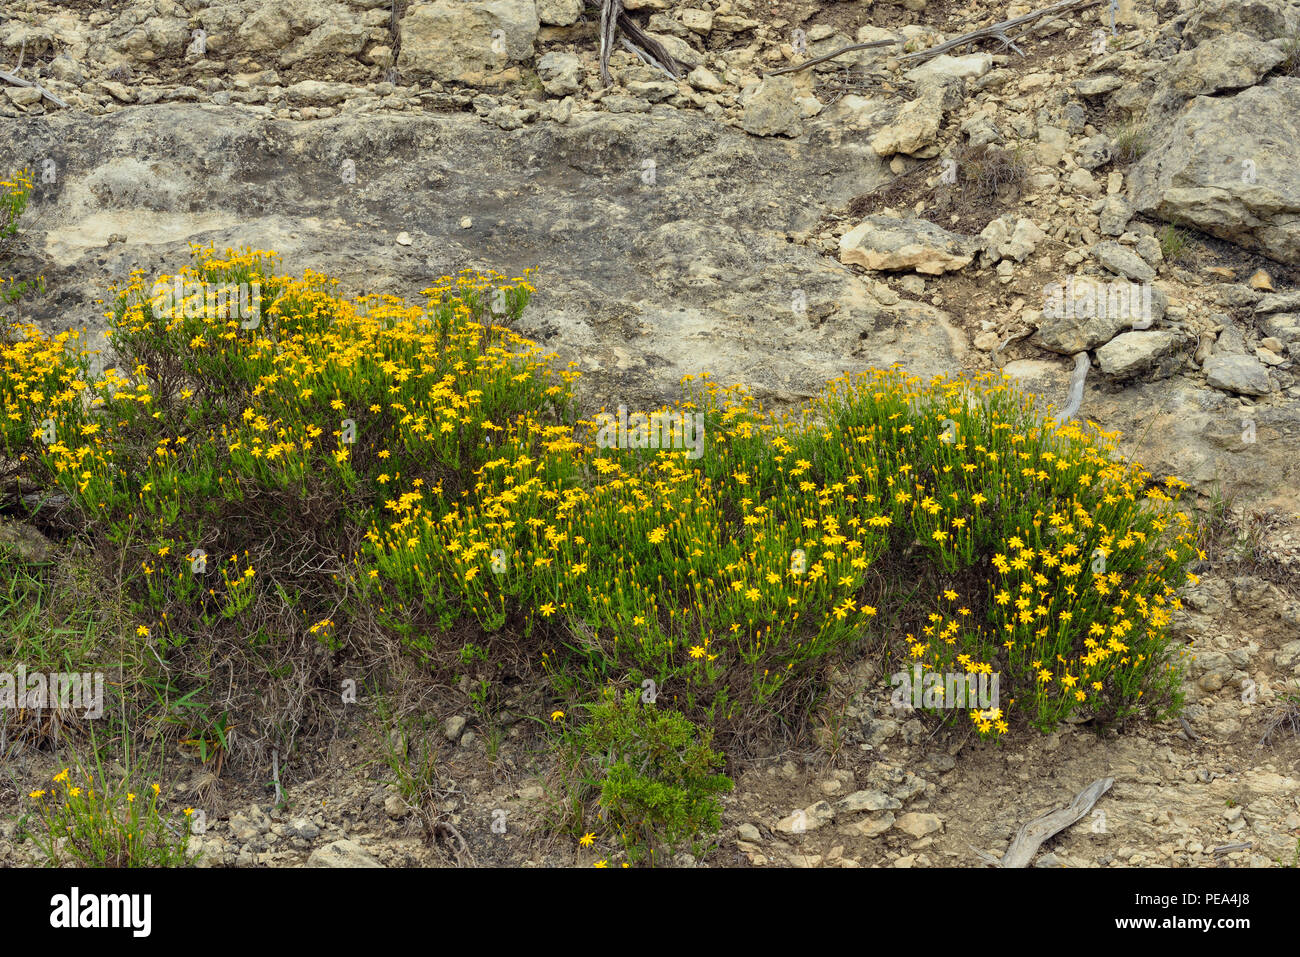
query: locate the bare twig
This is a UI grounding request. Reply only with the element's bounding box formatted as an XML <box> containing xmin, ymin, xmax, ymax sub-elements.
<box><xmin>764</xmin><ymin>0</ymin><xmax>1103</xmax><ymax>79</ymax></box>
<box><xmin>598</xmin><ymin>0</ymin><xmax>623</xmax><ymax>87</ymax></box>
<box><xmin>0</xmin><ymin>69</ymin><xmax>68</xmax><ymax>109</ymax></box>
<box><xmin>597</xmin><ymin>0</ymin><xmax>685</xmax><ymax>86</ymax></box>
<box><xmin>616</xmin><ymin>11</ymin><xmax>684</xmax><ymax>79</ymax></box>
<box><xmin>898</xmin><ymin>0</ymin><xmax>1105</xmax><ymax>64</ymax></box>
<box><xmin>1211</xmin><ymin>842</ymin><xmax>1252</xmax><ymax>856</ymax></box>
<box><xmin>765</xmin><ymin>39</ymin><xmax>898</xmax><ymax>77</ymax></box>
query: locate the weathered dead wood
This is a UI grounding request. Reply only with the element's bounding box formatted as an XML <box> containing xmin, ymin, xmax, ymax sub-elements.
<box><xmin>765</xmin><ymin>39</ymin><xmax>898</xmax><ymax>77</ymax></box>
<box><xmin>617</xmin><ymin>11</ymin><xmax>685</xmax><ymax>79</ymax></box>
<box><xmin>766</xmin><ymin>0</ymin><xmax>1106</xmax><ymax>80</ymax></box>
<box><xmin>899</xmin><ymin>0</ymin><xmax>1105</xmax><ymax>63</ymax></box>
<box><xmin>0</xmin><ymin>69</ymin><xmax>68</xmax><ymax>109</ymax></box>
<box><xmin>999</xmin><ymin>777</ymin><xmax>1114</xmax><ymax>867</ymax></box>
<box><xmin>597</xmin><ymin>0</ymin><xmax>686</xmax><ymax>86</ymax></box>
<box><xmin>598</xmin><ymin>0</ymin><xmax>621</xmax><ymax>87</ymax></box>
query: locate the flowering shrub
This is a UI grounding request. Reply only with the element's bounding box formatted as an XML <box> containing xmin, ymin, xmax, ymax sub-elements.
<box><xmin>23</xmin><ymin>765</ymin><xmax>194</xmax><ymax>868</ymax></box>
<box><xmin>1</xmin><ymin>246</ymin><xmax>1198</xmax><ymax>763</ymax></box>
<box><xmin>0</xmin><ymin>168</ymin><xmax>43</xmax><ymax>306</ymax></box>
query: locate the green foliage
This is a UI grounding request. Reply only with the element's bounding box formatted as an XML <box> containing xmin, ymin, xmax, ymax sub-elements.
<box><xmin>1157</xmin><ymin>224</ymin><xmax>1192</xmax><ymax>264</ymax></box>
<box><xmin>1</xmin><ymin>168</ymin><xmax>44</xmax><ymax>307</ymax></box>
<box><xmin>558</xmin><ymin>688</ymin><xmax>732</xmax><ymax>865</ymax></box>
<box><xmin>1</xmin><ymin>244</ymin><xmax>1201</xmax><ymax>860</ymax></box>
<box><xmin>19</xmin><ymin>745</ymin><xmax>196</xmax><ymax>868</ymax></box>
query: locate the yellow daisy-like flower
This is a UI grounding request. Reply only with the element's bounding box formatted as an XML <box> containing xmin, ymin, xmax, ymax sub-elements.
<box><xmin>550</xmin><ymin>710</ymin><xmax>565</xmax><ymax>722</ymax></box>
<box><xmin>689</xmin><ymin>645</ymin><xmax>706</xmax><ymax>659</ymax></box>
<box><xmin>579</xmin><ymin>832</ymin><xmax>595</xmax><ymax>847</ymax></box>
<box><xmin>594</xmin><ymin>859</ymin><xmax>608</xmax><ymax>868</ymax></box>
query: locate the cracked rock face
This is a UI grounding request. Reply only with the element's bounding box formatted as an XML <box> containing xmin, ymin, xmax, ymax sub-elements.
<box><xmin>3</xmin><ymin>0</ymin><xmax>1300</xmax><ymax>525</ymax></box>
<box><xmin>3</xmin><ymin>103</ymin><xmax>973</xmax><ymax>414</ymax></box>
<box><xmin>1129</xmin><ymin>78</ymin><xmax>1300</xmax><ymax>266</ymax></box>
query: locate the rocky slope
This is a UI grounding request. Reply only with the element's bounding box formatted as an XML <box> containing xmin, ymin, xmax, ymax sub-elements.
<box><xmin>1</xmin><ymin>0</ymin><xmax>1298</xmax><ymax>868</ymax></box>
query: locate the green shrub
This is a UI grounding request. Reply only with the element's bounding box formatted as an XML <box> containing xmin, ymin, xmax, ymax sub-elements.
<box><xmin>555</xmin><ymin>688</ymin><xmax>732</xmax><ymax>865</ymax></box>
<box><xmin>1157</xmin><ymin>224</ymin><xmax>1192</xmax><ymax>264</ymax></box>
<box><xmin>1</xmin><ymin>168</ymin><xmax>44</xmax><ymax>306</ymax></box>
<box><xmin>1</xmin><ymin>246</ymin><xmax>1200</xmax><ymax>808</ymax></box>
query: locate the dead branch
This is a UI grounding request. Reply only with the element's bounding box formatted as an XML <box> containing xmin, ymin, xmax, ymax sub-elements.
<box><xmin>599</xmin><ymin>0</ymin><xmax>622</xmax><ymax>87</ymax></box>
<box><xmin>899</xmin><ymin>0</ymin><xmax>1105</xmax><ymax>63</ymax></box>
<box><xmin>597</xmin><ymin>0</ymin><xmax>685</xmax><ymax>87</ymax></box>
<box><xmin>999</xmin><ymin>777</ymin><xmax>1113</xmax><ymax>867</ymax></box>
<box><xmin>765</xmin><ymin>39</ymin><xmax>899</xmax><ymax>77</ymax></box>
<box><xmin>763</xmin><ymin>0</ymin><xmax>1102</xmax><ymax>80</ymax></box>
<box><xmin>0</xmin><ymin>68</ymin><xmax>69</xmax><ymax>110</ymax></box>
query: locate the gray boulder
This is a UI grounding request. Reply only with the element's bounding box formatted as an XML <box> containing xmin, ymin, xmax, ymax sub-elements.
<box><xmin>740</xmin><ymin>75</ymin><xmax>802</xmax><ymax>138</ymax></box>
<box><xmin>1093</xmin><ymin>241</ymin><xmax>1157</xmax><ymax>282</ymax></box>
<box><xmin>537</xmin><ymin>52</ymin><xmax>582</xmax><ymax>96</ymax></box>
<box><xmin>1161</xmin><ymin>32</ymin><xmax>1285</xmax><ymax>98</ymax></box>
<box><xmin>1032</xmin><ymin>277</ymin><xmax>1167</xmax><ymax>353</ymax></box>
<box><xmin>1097</xmin><ymin>330</ymin><xmax>1188</xmax><ymax>380</ymax></box>
<box><xmin>1203</xmin><ymin>353</ymin><xmax>1273</xmax><ymax>395</ymax></box>
<box><xmin>1128</xmin><ymin>78</ymin><xmax>1300</xmax><ymax>265</ymax></box>
<box><xmin>396</xmin><ymin>0</ymin><xmax>539</xmax><ymax>83</ymax></box>
<box><xmin>1181</xmin><ymin>0</ymin><xmax>1291</xmax><ymax>47</ymax></box>
<box><xmin>840</xmin><ymin>216</ymin><xmax>977</xmax><ymax>275</ymax></box>
<box><xmin>307</xmin><ymin>839</ymin><xmax>385</xmax><ymax>868</ymax></box>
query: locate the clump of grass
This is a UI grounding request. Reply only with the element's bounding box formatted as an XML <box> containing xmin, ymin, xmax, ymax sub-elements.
<box><xmin>373</xmin><ymin>694</ymin><xmax>445</xmax><ymax>841</ymax></box>
<box><xmin>1111</xmin><ymin>124</ymin><xmax>1149</xmax><ymax>164</ymax></box>
<box><xmin>1259</xmin><ymin>685</ymin><xmax>1300</xmax><ymax>747</ymax></box>
<box><xmin>0</xmin><ymin>558</ymin><xmax>116</xmax><ymax>753</ymax></box>
<box><xmin>1280</xmin><ymin>30</ymin><xmax>1300</xmax><ymax>77</ymax></box>
<box><xmin>1158</xmin><ymin>224</ymin><xmax>1192</xmax><ymax>264</ymax></box>
<box><xmin>962</xmin><ymin>143</ymin><xmax>1029</xmax><ymax>204</ymax></box>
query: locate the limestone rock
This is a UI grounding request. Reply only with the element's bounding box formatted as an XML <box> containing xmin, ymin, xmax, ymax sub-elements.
<box><xmin>840</xmin><ymin>216</ymin><xmax>976</xmax><ymax>275</ymax></box>
<box><xmin>1097</xmin><ymin>330</ymin><xmax>1188</xmax><ymax>380</ymax></box>
<box><xmin>307</xmin><ymin>839</ymin><xmax>384</xmax><ymax>868</ymax></box>
<box><xmin>1128</xmin><ymin>78</ymin><xmax>1300</xmax><ymax>265</ymax></box>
